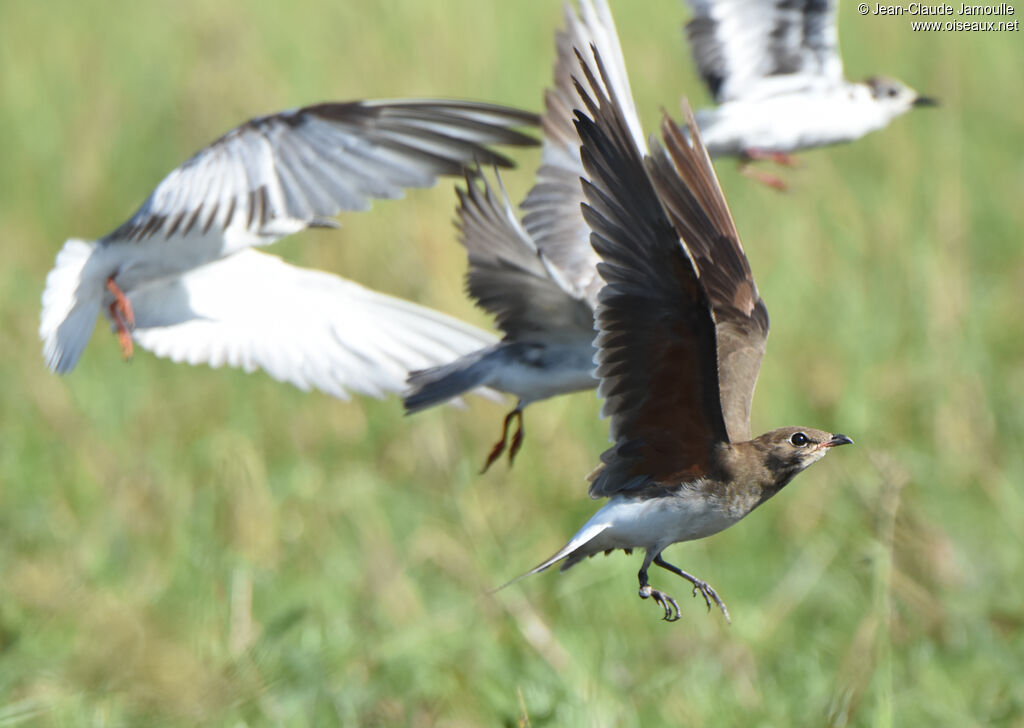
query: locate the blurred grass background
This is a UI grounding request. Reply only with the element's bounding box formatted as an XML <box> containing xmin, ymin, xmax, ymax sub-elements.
<box><xmin>1</xmin><ymin>0</ymin><xmax>1022</xmax><ymax>724</ymax></box>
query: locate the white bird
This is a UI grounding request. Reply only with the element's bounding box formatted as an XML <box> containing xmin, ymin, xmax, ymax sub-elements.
<box><xmin>684</xmin><ymin>0</ymin><xmax>937</xmax><ymax>188</ymax></box>
<box><xmin>40</xmin><ymin>99</ymin><xmax>538</xmax><ymax>399</ymax></box>
<box><xmin>403</xmin><ymin>0</ymin><xmax>644</xmax><ymax>470</ymax></box>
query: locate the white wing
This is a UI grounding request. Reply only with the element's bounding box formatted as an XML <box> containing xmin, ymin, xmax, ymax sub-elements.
<box><xmin>103</xmin><ymin>100</ymin><xmax>538</xmax><ymax>251</ymax></box>
<box><xmin>519</xmin><ymin>0</ymin><xmax>645</xmax><ymax>307</ymax></box>
<box><xmin>124</xmin><ymin>249</ymin><xmax>499</xmax><ymax>400</ymax></box>
<box><xmin>41</xmin><ymin>100</ymin><xmax>536</xmax><ymax>376</ymax></box>
<box><xmin>685</xmin><ymin>0</ymin><xmax>844</xmax><ymax>103</ymax></box>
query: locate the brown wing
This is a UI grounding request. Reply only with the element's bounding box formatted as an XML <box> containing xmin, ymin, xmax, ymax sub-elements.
<box><xmin>645</xmin><ymin>105</ymin><xmax>769</xmax><ymax>442</ymax></box>
<box><xmin>573</xmin><ymin>51</ymin><xmax>730</xmax><ymax>498</ymax></box>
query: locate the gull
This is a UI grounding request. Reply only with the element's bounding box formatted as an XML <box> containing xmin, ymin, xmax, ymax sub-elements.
<box><xmin>403</xmin><ymin>0</ymin><xmax>644</xmax><ymax>470</ymax></box>
<box><xmin>684</xmin><ymin>0</ymin><xmax>937</xmax><ymax>188</ymax></box>
<box><xmin>40</xmin><ymin>99</ymin><xmax>538</xmax><ymax>399</ymax></box>
<box><xmin>504</xmin><ymin>50</ymin><xmax>852</xmax><ymax>622</ymax></box>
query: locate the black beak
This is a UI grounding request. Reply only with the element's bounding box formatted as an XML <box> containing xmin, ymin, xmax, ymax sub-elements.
<box><xmin>913</xmin><ymin>96</ymin><xmax>939</xmax><ymax>107</ymax></box>
<box><xmin>823</xmin><ymin>433</ymin><xmax>854</xmax><ymax>448</ymax></box>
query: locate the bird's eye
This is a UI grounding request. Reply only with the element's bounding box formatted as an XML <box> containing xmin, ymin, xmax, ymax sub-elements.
<box><xmin>888</xmin><ymin>88</ymin><xmax>898</xmax><ymax>97</ymax></box>
<box><xmin>790</xmin><ymin>432</ymin><xmax>809</xmax><ymax>447</ymax></box>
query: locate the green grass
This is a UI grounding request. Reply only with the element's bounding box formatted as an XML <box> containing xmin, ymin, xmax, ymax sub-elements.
<box><xmin>2</xmin><ymin>0</ymin><xmax>1023</xmax><ymax>724</ymax></box>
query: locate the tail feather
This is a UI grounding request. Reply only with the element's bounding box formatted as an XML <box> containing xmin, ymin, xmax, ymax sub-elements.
<box><xmin>403</xmin><ymin>346</ymin><xmax>498</xmax><ymax>413</ymax></box>
<box><xmin>493</xmin><ymin>521</ymin><xmax>612</xmax><ymax>593</ymax></box>
<box><xmin>40</xmin><ymin>238</ymin><xmax>103</xmax><ymax>373</ymax></box>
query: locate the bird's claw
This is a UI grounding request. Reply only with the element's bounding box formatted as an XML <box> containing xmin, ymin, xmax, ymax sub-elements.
<box><xmin>690</xmin><ymin>579</ymin><xmax>731</xmax><ymax>623</ymax></box>
<box><xmin>639</xmin><ymin>584</ymin><xmax>681</xmax><ymax>622</ymax></box>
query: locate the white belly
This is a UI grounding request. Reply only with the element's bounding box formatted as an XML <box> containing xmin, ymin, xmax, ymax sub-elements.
<box><xmin>582</xmin><ymin>489</ymin><xmax>743</xmax><ymax>555</ymax></box>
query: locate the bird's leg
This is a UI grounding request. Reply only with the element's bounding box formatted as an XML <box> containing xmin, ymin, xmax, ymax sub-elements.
<box><xmin>737</xmin><ymin>158</ymin><xmax>787</xmax><ymax>192</ymax></box>
<box><xmin>637</xmin><ymin>555</ymin><xmax>681</xmax><ymax>622</ymax></box>
<box><xmin>745</xmin><ymin>147</ymin><xmax>800</xmax><ymax>168</ymax></box>
<box><xmin>654</xmin><ymin>554</ymin><xmax>731</xmax><ymax>623</ymax></box>
<box><xmin>105</xmin><ymin>276</ymin><xmax>134</xmax><ymax>360</ymax></box>
<box><xmin>506</xmin><ymin>409</ymin><xmax>526</xmax><ymax>465</ymax></box>
<box><xmin>481</xmin><ymin>408</ymin><xmax>519</xmax><ymax>473</ymax></box>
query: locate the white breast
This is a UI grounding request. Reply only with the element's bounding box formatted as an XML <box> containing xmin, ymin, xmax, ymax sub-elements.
<box><xmin>580</xmin><ymin>487</ymin><xmax>744</xmax><ymax>555</ymax></box>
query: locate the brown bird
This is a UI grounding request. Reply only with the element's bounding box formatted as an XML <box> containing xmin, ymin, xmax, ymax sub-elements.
<box><xmin>504</xmin><ymin>50</ymin><xmax>852</xmax><ymax>622</ymax></box>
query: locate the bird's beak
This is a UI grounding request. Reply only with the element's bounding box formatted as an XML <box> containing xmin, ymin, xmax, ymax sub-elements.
<box><xmin>822</xmin><ymin>433</ymin><xmax>854</xmax><ymax>448</ymax></box>
<box><xmin>913</xmin><ymin>96</ymin><xmax>939</xmax><ymax>107</ymax></box>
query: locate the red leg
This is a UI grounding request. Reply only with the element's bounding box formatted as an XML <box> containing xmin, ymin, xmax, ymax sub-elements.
<box><xmin>744</xmin><ymin>148</ymin><xmax>801</xmax><ymax>167</ymax></box>
<box><xmin>481</xmin><ymin>409</ymin><xmax>517</xmax><ymax>474</ymax></box>
<box><xmin>106</xmin><ymin>277</ymin><xmax>134</xmax><ymax>360</ymax></box>
<box><xmin>507</xmin><ymin>410</ymin><xmax>526</xmax><ymax>465</ymax></box>
<box><xmin>738</xmin><ymin>160</ymin><xmax>788</xmax><ymax>192</ymax></box>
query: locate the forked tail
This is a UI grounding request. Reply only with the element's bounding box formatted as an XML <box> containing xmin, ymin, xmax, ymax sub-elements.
<box><xmin>39</xmin><ymin>238</ymin><xmax>102</xmax><ymax>373</ymax></box>
<box><xmin>493</xmin><ymin>521</ymin><xmax>612</xmax><ymax>593</ymax></box>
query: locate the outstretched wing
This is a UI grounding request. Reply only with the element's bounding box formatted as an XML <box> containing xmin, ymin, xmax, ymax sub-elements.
<box><xmin>521</xmin><ymin>0</ymin><xmax>645</xmax><ymax>306</ymax></box>
<box><xmin>645</xmin><ymin>105</ymin><xmax>769</xmax><ymax>442</ymax></box>
<box><xmin>574</xmin><ymin>52</ymin><xmax>730</xmax><ymax>498</ymax></box>
<box><xmin>124</xmin><ymin>249</ymin><xmax>499</xmax><ymax>400</ymax></box>
<box><xmin>685</xmin><ymin>0</ymin><xmax>843</xmax><ymax>103</ymax></box>
<box><xmin>457</xmin><ymin>169</ymin><xmax>593</xmax><ymax>342</ymax></box>
<box><xmin>102</xmin><ymin>100</ymin><xmax>538</xmax><ymax>249</ymax></box>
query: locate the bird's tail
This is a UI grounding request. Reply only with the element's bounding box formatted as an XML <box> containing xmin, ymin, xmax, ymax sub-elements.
<box><xmin>493</xmin><ymin>521</ymin><xmax>612</xmax><ymax>592</ymax></box>
<box><xmin>403</xmin><ymin>346</ymin><xmax>501</xmax><ymax>413</ymax></box>
<box><xmin>40</xmin><ymin>238</ymin><xmax>103</xmax><ymax>374</ymax></box>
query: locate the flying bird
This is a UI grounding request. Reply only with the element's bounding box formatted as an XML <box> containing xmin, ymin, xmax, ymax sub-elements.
<box><xmin>505</xmin><ymin>51</ymin><xmax>852</xmax><ymax>622</ymax></box>
<box><xmin>684</xmin><ymin>0</ymin><xmax>937</xmax><ymax>188</ymax></box>
<box><xmin>403</xmin><ymin>0</ymin><xmax>643</xmax><ymax>470</ymax></box>
<box><xmin>40</xmin><ymin>99</ymin><xmax>538</xmax><ymax>399</ymax></box>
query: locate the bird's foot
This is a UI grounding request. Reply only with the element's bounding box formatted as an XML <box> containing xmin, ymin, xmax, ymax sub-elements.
<box><xmin>639</xmin><ymin>584</ymin><xmax>681</xmax><ymax>622</ymax></box>
<box><xmin>106</xmin><ymin>276</ymin><xmax>134</xmax><ymax>361</ymax></box>
<box><xmin>507</xmin><ymin>410</ymin><xmax>525</xmax><ymax>465</ymax></box>
<box><xmin>481</xmin><ymin>436</ymin><xmax>508</xmax><ymax>474</ymax></box>
<box><xmin>738</xmin><ymin>163</ymin><xmax>788</xmax><ymax>192</ymax></box>
<box><xmin>690</xmin><ymin>578</ymin><xmax>731</xmax><ymax>622</ymax></box>
<box><xmin>744</xmin><ymin>148</ymin><xmax>800</xmax><ymax>167</ymax></box>
<box><xmin>481</xmin><ymin>409</ymin><xmax>524</xmax><ymax>473</ymax></box>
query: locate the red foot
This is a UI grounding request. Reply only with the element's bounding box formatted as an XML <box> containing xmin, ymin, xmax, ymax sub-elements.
<box><xmin>739</xmin><ymin>162</ymin><xmax>788</xmax><ymax>192</ymax></box>
<box><xmin>744</xmin><ymin>148</ymin><xmax>801</xmax><ymax>167</ymax></box>
<box><xmin>106</xmin><ymin>277</ymin><xmax>135</xmax><ymax>361</ymax></box>
<box><xmin>480</xmin><ymin>408</ymin><xmax>524</xmax><ymax>473</ymax></box>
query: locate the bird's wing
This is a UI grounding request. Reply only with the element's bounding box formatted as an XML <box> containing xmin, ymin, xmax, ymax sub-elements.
<box><xmin>458</xmin><ymin>169</ymin><xmax>594</xmax><ymax>341</ymax></box>
<box><xmin>684</xmin><ymin>0</ymin><xmax>843</xmax><ymax>103</ymax></box>
<box><xmin>573</xmin><ymin>52</ymin><xmax>730</xmax><ymax>498</ymax></box>
<box><xmin>124</xmin><ymin>249</ymin><xmax>499</xmax><ymax>400</ymax></box>
<box><xmin>646</xmin><ymin>105</ymin><xmax>769</xmax><ymax>443</ymax></box>
<box><xmin>521</xmin><ymin>0</ymin><xmax>645</xmax><ymax>306</ymax></box>
<box><xmin>101</xmin><ymin>100</ymin><xmax>538</xmax><ymax>249</ymax></box>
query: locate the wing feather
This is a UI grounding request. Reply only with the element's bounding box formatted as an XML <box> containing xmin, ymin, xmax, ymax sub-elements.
<box><xmin>646</xmin><ymin>106</ymin><xmax>769</xmax><ymax>442</ymax></box>
<box><xmin>573</xmin><ymin>53</ymin><xmax>730</xmax><ymax>498</ymax></box>
<box><xmin>521</xmin><ymin>0</ymin><xmax>645</xmax><ymax>306</ymax></box>
<box><xmin>102</xmin><ymin>100</ymin><xmax>538</xmax><ymax>248</ymax></box>
<box><xmin>125</xmin><ymin>249</ymin><xmax>499</xmax><ymax>401</ymax></box>
<box><xmin>457</xmin><ymin>169</ymin><xmax>593</xmax><ymax>342</ymax></box>
<box><xmin>685</xmin><ymin>0</ymin><xmax>843</xmax><ymax>103</ymax></box>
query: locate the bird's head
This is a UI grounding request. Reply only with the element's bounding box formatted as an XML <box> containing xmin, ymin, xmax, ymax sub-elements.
<box><xmin>864</xmin><ymin>76</ymin><xmax>938</xmax><ymax>116</ymax></box>
<box><xmin>750</xmin><ymin>427</ymin><xmax>853</xmax><ymax>487</ymax></box>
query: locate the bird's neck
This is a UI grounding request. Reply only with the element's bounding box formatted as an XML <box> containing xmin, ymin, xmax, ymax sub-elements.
<box><xmin>717</xmin><ymin>440</ymin><xmax>800</xmax><ymax>507</ymax></box>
